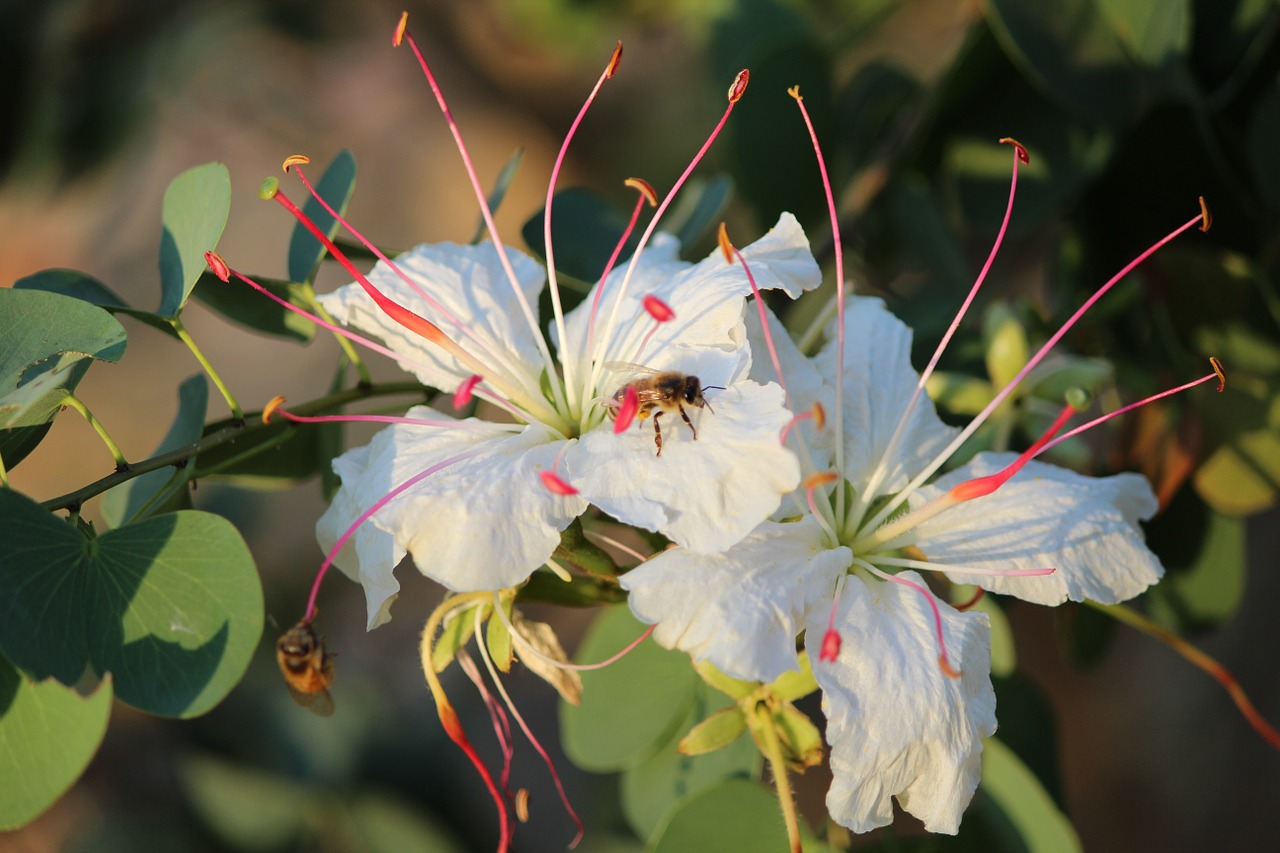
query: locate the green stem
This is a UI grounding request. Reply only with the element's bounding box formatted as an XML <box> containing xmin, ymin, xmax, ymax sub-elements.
<box><xmin>40</xmin><ymin>380</ymin><xmax>426</xmax><ymax>512</ymax></box>
<box><xmin>303</xmin><ymin>284</ymin><xmax>373</xmax><ymax>385</ymax></box>
<box><xmin>0</xmin><ymin>449</ymin><xmax>8</xmax><ymax>487</ymax></box>
<box><xmin>171</xmin><ymin>317</ymin><xmax>244</xmax><ymax>420</ymax></box>
<box><xmin>61</xmin><ymin>393</ymin><xmax>128</xmax><ymax>470</ymax></box>
<box><xmin>756</xmin><ymin>702</ymin><xmax>803</xmax><ymax>853</ymax></box>
<box><xmin>552</xmin><ymin>517</ymin><xmax>622</xmax><ymax>578</ymax></box>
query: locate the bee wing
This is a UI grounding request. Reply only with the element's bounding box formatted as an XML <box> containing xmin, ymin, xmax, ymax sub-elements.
<box><xmin>286</xmin><ymin>683</ymin><xmax>335</xmax><ymax>717</ymax></box>
<box><xmin>602</xmin><ymin>361</ymin><xmax>662</xmax><ymax>381</ymax></box>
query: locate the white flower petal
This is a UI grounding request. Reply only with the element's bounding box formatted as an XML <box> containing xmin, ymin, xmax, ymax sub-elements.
<box><xmin>812</xmin><ymin>572</ymin><xmax>996</xmax><ymax>834</ymax></box>
<box><xmin>621</xmin><ymin>518</ymin><xmax>850</xmax><ymax>682</ymax></box>
<box><xmin>319</xmin><ymin>409</ymin><xmax>588</xmax><ymax>612</ymax></box>
<box><xmin>569</xmin><ymin>380</ymin><xmax>801</xmax><ymax>552</ymax></box>
<box><xmin>317</xmin><ymin>242</ymin><xmax>546</xmax><ymax>393</ymax></box>
<box><xmin>815</xmin><ymin>297</ymin><xmax>958</xmax><ymax>491</ymax></box>
<box><xmin>913</xmin><ymin>454</ymin><xmax>1163</xmax><ymax>605</ymax></box>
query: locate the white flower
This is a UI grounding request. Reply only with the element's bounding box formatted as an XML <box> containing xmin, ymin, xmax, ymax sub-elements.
<box><xmin>316</xmin><ymin>215</ymin><xmax>820</xmax><ymax>628</ymax></box>
<box><xmin>621</xmin><ymin>295</ymin><xmax>1163</xmax><ymax>833</ymax></box>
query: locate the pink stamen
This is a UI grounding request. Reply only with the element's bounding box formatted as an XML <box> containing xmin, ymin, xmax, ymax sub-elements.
<box><xmin>628</xmin><ymin>295</ymin><xmax>675</xmax><ymax>363</ymax></box>
<box><xmin>262</xmin><ymin>394</ymin><xmax>490</xmax><ymax>431</ymax></box>
<box><xmin>304</xmin><ymin>448</ymin><xmax>484</xmax><ymax>622</ymax></box>
<box><xmin>948</xmin><ymin>403</ymin><xmax>1078</xmax><ymax>504</ymax></box>
<box><xmin>819</xmin><ymin>575</ymin><xmax>846</xmax><ymax>663</ymax></box>
<box><xmin>457</xmin><ymin>649</ymin><xmax>516</xmax><ymax>794</ymax></box>
<box><xmin>613</xmin><ymin>385</ymin><xmax>640</xmax><ymax>434</ymax></box>
<box><xmin>583</xmin><ymin>179</ymin><xmax>657</xmax><ymax>366</ymax></box>
<box><xmin>539</xmin><ymin>442</ymin><xmax>578</xmax><ymax>496</ymax></box>
<box><xmin>472</xmin><ymin>608</ymin><xmax>585</xmax><ymax>847</ymax></box>
<box><xmin>778</xmin><ymin>402</ymin><xmax>825</xmax><ymax>446</ymax></box>
<box><xmin>871</xmin><ymin>556</ymin><xmax>1056</xmax><ymax>577</ymax></box>
<box><xmin>590</xmin><ymin>70</ymin><xmax>749</xmax><ymax>375</ymax></box>
<box><xmin>721</xmin><ymin>223</ymin><xmax>790</xmax><ymax>403</ymax></box>
<box><xmin>396</xmin><ymin>16</ymin><xmax>566</xmax><ymax>413</ymax></box>
<box><xmin>1036</xmin><ymin>360</ymin><xmax>1225</xmax><ymax>458</ymax></box>
<box><xmin>790</xmin><ymin>86</ymin><xmax>847</xmax><ymax>520</ymax></box>
<box><xmin>492</xmin><ymin>593</ymin><xmax>656</xmax><ymax>672</ymax></box>
<box><xmin>455</xmin><ymin>374</ymin><xmax>483</xmax><ymax>409</ymax></box>
<box><xmin>437</xmin><ymin>699</ymin><xmax>511</xmax><ymax>852</ymax></box>
<box><xmin>858</xmin><ymin>559</ymin><xmax>961</xmax><ymax>679</ymax></box>
<box><xmin>543</xmin><ymin>42</ymin><xmax>624</xmax><ymax>408</ymax></box>
<box><xmin>855</xmin><ymin>138</ymin><xmax>1026</xmax><ymax>519</ymax></box>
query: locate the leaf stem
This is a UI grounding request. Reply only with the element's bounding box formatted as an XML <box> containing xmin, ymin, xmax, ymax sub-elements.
<box><xmin>171</xmin><ymin>317</ymin><xmax>244</xmax><ymax>420</ymax></box>
<box><xmin>302</xmin><ymin>284</ymin><xmax>373</xmax><ymax>385</ymax></box>
<box><xmin>756</xmin><ymin>701</ymin><xmax>803</xmax><ymax>853</ymax></box>
<box><xmin>40</xmin><ymin>381</ymin><xmax>426</xmax><ymax>512</ymax></box>
<box><xmin>61</xmin><ymin>393</ymin><xmax>128</xmax><ymax>470</ymax></box>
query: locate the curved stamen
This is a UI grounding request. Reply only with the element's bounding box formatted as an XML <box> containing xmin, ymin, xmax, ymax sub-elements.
<box><xmin>628</xmin><ymin>294</ymin><xmax>675</xmax><ymax>364</ymax></box>
<box><xmin>721</xmin><ymin>223</ymin><xmax>789</xmax><ymax>403</ymax></box>
<box><xmin>544</xmin><ymin>42</ymin><xmax>624</xmax><ymax>413</ymax></box>
<box><xmin>263</xmin><ymin>395</ymin><xmax>502</xmax><ymax>431</ymax></box>
<box><xmin>395</xmin><ymin>15</ymin><xmax>568</xmax><ymax>414</ymax></box>
<box><xmin>538</xmin><ymin>441</ymin><xmax>578</xmax><ymax>496</ymax></box>
<box><xmin>491</xmin><ymin>593</ymin><xmax>656</xmax><ymax>673</ymax></box>
<box><xmin>456</xmin><ymin>648</ymin><xmax>516</xmax><ymax>795</ymax></box>
<box><xmin>870</xmin><ymin>556</ymin><xmax>1055</xmax><ymax>577</ymax></box>
<box><xmin>859</xmin><ymin>205</ymin><xmax>1211</xmax><ymax>538</ymax></box>
<box><xmin>804</xmin><ymin>471</ymin><xmax>841</xmax><ymax>545</ymax></box>
<box><xmin>473</xmin><ymin>606</ymin><xmax>585</xmax><ymax>847</ymax></box>
<box><xmin>454</xmin><ymin>374</ymin><xmax>484</xmax><ymax>409</ymax></box>
<box><xmin>855</xmin><ymin>558</ymin><xmax>961</xmax><ymax>679</ymax></box>
<box><xmin>818</xmin><ymin>574</ymin><xmax>846</xmax><ymax>663</ymax></box>
<box><xmin>589</xmin><ymin>70</ymin><xmax>750</xmax><ymax>387</ymax></box>
<box><xmin>851</xmin><ymin>138</ymin><xmax>1027</xmax><ymax>528</ymax></box>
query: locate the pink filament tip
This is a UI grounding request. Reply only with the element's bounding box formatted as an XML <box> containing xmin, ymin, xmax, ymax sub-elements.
<box><xmin>728</xmin><ymin>69</ymin><xmax>749</xmax><ymax>103</ymax></box>
<box><xmin>539</xmin><ymin>471</ymin><xmax>578</xmax><ymax>496</ymax></box>
<box><xmin>642</xmin><ymin>294</ymin><xmax>675</xmax><ymax>323</ymax></box>
<box><xmin>819</xmin><ymin>629</ymin><xmax>842</xmax><ymax>663</ymax></box>
<box><xmin>613</xmin><ymin>385</ymin><xmax>639</xmax><ymax>433</ymax></box>
<box><xmin>454</xmin><ymin>374</ymin><xmax>483</xmax><ymax>409</ymax></box>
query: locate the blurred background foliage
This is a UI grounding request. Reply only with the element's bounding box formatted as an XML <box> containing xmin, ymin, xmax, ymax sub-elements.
<box><xmin>3</xmin><ymin>0</ymin><xmax>1280</xmax><ymax>851</ymax></box>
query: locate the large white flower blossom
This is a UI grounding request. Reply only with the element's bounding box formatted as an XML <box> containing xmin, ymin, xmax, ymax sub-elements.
<box><xmin>316</xmin><ymin>215</ymin><xmax>820</xmax><ymax>628</ymax></box>
<box><xmin>621</xmin><ymin>294</ymin><xmax>1165</xmax><ymax>833</ymax></box>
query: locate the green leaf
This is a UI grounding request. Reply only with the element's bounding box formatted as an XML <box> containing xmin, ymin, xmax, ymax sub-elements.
<box><xmin>1147</xmin><ymin>490</ymin><xmax>1247</xmax><ymax>631</ymax></box>
<box><xmin>522</xmin><ymin>188</ymin><xmax>640</xmax><ymax>285</ymax></box>
<box><xmin>678</xmin><ymin>707</ymin><xmax>748</xmax><ymax>757</ymax></box>
<box><xmin>649</xmin><ymin>778</ymin><xmax>789</xmax><ymax>853</ymax></box>
<box><xmin>0</xmin><ymin>490</ymin><xmax>263</xmax><ymax>717</ymax></box>
<box><xmin>289</xmin><ymin>149</ymin><xmax>358</xmax><ymax>283</ymax></box>
<box><xmin>0</xmin><ymin>288</ymin><xmax>128</xmax><ymax>430</ymax></box>
<box><xmin>486</xmin><ymin>595</ymin><xmax>514</xmax><ymax>673</ymax></box>
<box><xmin>158</xmin><ymin>162</ymin><xmax>232</xmax><ymax>317</ymax></box>
<box><xmin>984</xmin><ymin>0</ymin><xmax>1138</xmax><ymax>126</ymax></box>
<box><xmin>191</xmin><ymin>272</ymin><xmax>317</xmax><ymax>343</ymax></box>
<box><xmin>195</xmin><ymin>415</ymin><xmax>326</xmax><ymax>485</ymax></box>
<box><xmin>13</xmin><ymin>268</ymin><xmax>179</xmax><ymax>338</ymax></box>
<box><xmin>0</xmin><ymin>655</ymin><xmax>113</xmax><ymax>830</ymax></box>
<box><xmin>346</xmin><ymin>791</ymin><xmax>466</xmax><ymax>853</ymax></box>
<box><xmin>471</xmin><ymin>148</ymin><xmax>525</xmax><ymax>245</ymax></box>
<box><xmin>177</xmin><ymin>752</ymin><xmax>313</xmax><ymax>850</ymax></box>
<box><xmin>1195</xmin><ymin>426</ymin><xmax>1280</xmax><ymax>515</ymax></box>
<box><xmin>431</xmin><ymin>603</ymin><xmax>482</xmax><ymax>673</ymax></box>
<box><xmin>1096</xmin><ymin>0</ymin><xmax>1190</xmax><ymax>70</ymax></box>
<box><xmin>561</xmin><ymin>605</ymin><xmax>698</xmax><ymax>772</ymax></box>
<box><xmin>980</xmin><ymin>737</ymin><xmax>1082</xmax><ymax>853</ymax></box>
<box><xmin>102</xmin><ymin>375</ymin><xmax>208</xmax><ymax>528</ymax></box>
<box><xmin>623</xmin><ymin>690</ymin><xmax>759</xmax><ymax>843</ymax></box>
<box><xmin>666</xmin><ymin>174</ymin><xmax>734</xmax><ymax>250</ymax></box>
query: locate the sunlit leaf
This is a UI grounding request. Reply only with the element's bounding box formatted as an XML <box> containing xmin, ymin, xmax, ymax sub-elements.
<box><xmin>13</xmin><ymin>268</ymin><xmax>179</xmax><ymax>338</ymax></box>
<box><xmin>648</xmin><ymin>779</ymin><xmax>790</xmax><ymax>853</ymax></box>
<box><xmin>980</xmin><ymin>737</ymin><xmax>1082</xmax><ymax>853</ymax></box>
<box><xmin>0</xmin><ymin>656</ymin><xmax>112</xmax><ymax>830</ymax></box>
<box><xmin>289</xmin><ymin>149</ymin><xmax>358</xmax><ymax>283</ymax></box>
<box><xmin>522</xmin><ymin>188</ymin><xmax>639</xmax><ymax>286</ymax></box>
<box><xmin>158</xmin><ymin>162</ymin><xmax>232</xmax><ymax>317</ymax></box>
<box><xmin>0</xmin><ymin>490</ymin><xmax>263</xmax><ymax>718</ymax></box>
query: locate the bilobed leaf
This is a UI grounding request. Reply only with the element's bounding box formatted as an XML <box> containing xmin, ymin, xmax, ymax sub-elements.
<box><xmin>560</xmin><ymin>605</ymin><xmax>698</xmax><ymax>772</ymax></box>
<box><xmin>289</xmin><ymin>149</ymin><xmax>357</xmax><ymax>283</ymax></box>
<box><xmin>980</xmin><ymin>737</ymin><xmax>1082</xmax><ymax>853</ymax></box>
<box><xmin>0</xmin><ymin>490</ymin><xmax>263</xmax><ymax>718</ymax></box>
<box><xmin>0</xmin><ymin>656</ymin><xmax>113</xmax><ymax>830</ymax></box>
<box><xmin>102</xmin><ymin>375</ymin><xmax>208</xmax><ymax>528</ymax></box>
<box><xmin>158</xmin><ymin>162</ymin><xmax>231</xmax><ymax>317</ymax></box>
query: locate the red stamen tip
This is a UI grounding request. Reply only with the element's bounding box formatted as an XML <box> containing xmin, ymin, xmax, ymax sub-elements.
<box><xmin>787</xmin><ymin>85</ymin><xmax>802</xmax><ymax>101</ymax></box>
<box><xmin>282</xmin><ymin>154</ymin><xmax>310</xmax><ymax>173</ymax></box>
<box><xmin>259</xmin><ymin>176</ymin><xmax>280</xmax><ymax>201</ymax></box>
<box><xmin>1210</xmin><ymin>357</ymin><xmax>1226</xmax><ymax>391</ymax></box>
<box><xmin>624</xmin><ymin>177</ymin><xmax>657</xmax><ymax>206</ymax></box>
<box><xmin>539</xmin><ymin>470</ymin><xmax>578</xmax><ymax>496</ymax></box>
<box><xmin>454</xmin><ymin>374</ymin><xmax>483</xmax><ymax>409</ymax></box>
<box><xmin>262</xmin><ymin>395</ymin><xmax>287</xmax><ymax>424</ymax></box>
<box><xmin>999</xmin><ymin>137</ymin><xmax>1030</xmax><ymax>165</ymax></box>
<box><xmin>205</xmin><ymin>251</ymin><xmax>230</xmax><ymax>282</ymax></box>
<box><xmin>1199</xmin><ymin>196</ymin><xmax>1212</xmax><ymax>232</ymax></box>
<box><xmin>642</xmin><ymin>294</ymin><xmax>675</xmax><ymax>323</ymax></box>
<box><xmin>393</xmin><ymin>11</ymin><xmax>408</xmax><ymax>47</ymax></box>
<box><xmin>606</xmin><ymin>41</ymin><xmax>622</xmax><ymax>78</ymax></box>
<box><xmin>803</xmin><ymin>470</ymin><xmax>839</xmax><ymax>490</ymax></box>
<box><xmin>811</xmin><ymin>402</ymin><xmax>826</xmax><ymax>431</ymax></box>
<box><xmin>819</xmin><ymin>629</ymin><xmax>841</xmax><ymax>662</ymax></box>
<box><xmin>614</xmin><ymin>385</ymin><xmax>639</xmax><ymax>433</ymax></box>
<box><xmin>939</xmin><ymin>654</ymin><xmax>962</xmax><ymax>679</ymax></box>
<box><xmin>717</xmin><ymin>221</ymin><xmax>735</xmax><ymax>264</ymax></box>
<box><xmin>728</xmin><ymin>69</ymin><xmax>749</xmax><ymax>104</ymax></box>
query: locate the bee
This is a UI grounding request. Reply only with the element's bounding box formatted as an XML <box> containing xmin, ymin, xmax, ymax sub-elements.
<box><xmin>275</xmin><ymin>618</ymin><xmax>335</xmax><ymax>716</ymax></box>
<box><xmin>603</xmin><ymin>363</ymin><xmax>724</xmax><ymax>456</ymax></box>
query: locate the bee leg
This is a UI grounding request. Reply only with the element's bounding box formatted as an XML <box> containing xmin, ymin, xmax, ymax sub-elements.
<box><xmin>653</xmin><ymin>412</ymin><xmax>664</xmax><ymax>456</ymax></box>
<box><xmin>678</xmin><ymin>403</ymin><xmax>697</xmax><ymax>441</ymax></box>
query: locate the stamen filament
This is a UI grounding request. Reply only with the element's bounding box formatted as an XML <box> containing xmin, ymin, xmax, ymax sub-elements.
<box><xmin>491</xmin><ymin>591</ymin><xmax>656</xmax><ymax>673</ymax></box>
<box><xmin>263</xmin><ymin>396</ymin><xmax>502</xmax><ymax>431</ymax></box>
<box><xmin>855</xmin><ymin>558</ymin><xmax>960</xmax><ymax>679</ymax></box>
<box><xmin>473</xmin><ymin>606</ymin><xmax>585</xmax><ymax>846</ymax></box>
<box><xmin>859</xmin><ymin>208</ymin><xmax>1209</xmax><ymax>538</ymax></box>
<box><xmin>851</xmin><ymin>139</ymin><xmax>1026</xmax><ymax>527</ymax></box>
<box><xmin>397</xmin><ymin>19</ymin><xmax>569</xmax><ymax>415</ymax></box>
<box><xmin>456</xmin><ymin>649</ymin><xmax>516</xmax><ymax>794</ymax></box>
<box><xmin>544</xmin><ymin>42</ymin><xmax>623</xmax><ymax>413</ymax></box>
<box><xmin>870</xmin><ymin>556</ymin><xmax>1055</xmax><ymax>577</ymax></box>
